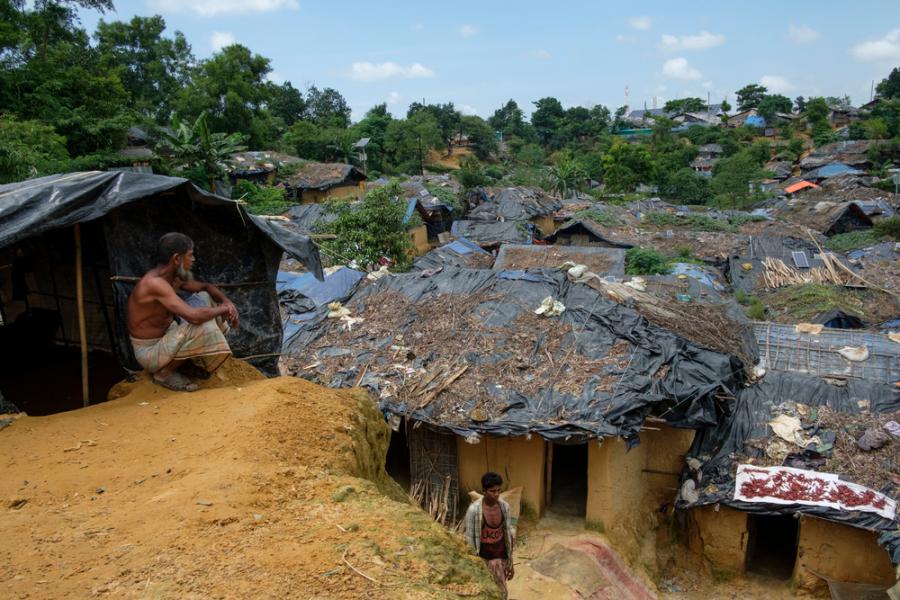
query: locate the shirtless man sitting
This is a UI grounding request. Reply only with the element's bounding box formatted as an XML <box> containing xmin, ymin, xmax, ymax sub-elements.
<box><xmin>127</xmin><ymin>232</ymin><xmax>240</xmax><ymax>392</ymax></box>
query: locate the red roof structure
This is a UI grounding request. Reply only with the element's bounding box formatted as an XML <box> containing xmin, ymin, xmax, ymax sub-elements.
<box><xmin>784</xmin><ymin>180</ymin><xmax>819</xmax><ymax>195</ymax></box>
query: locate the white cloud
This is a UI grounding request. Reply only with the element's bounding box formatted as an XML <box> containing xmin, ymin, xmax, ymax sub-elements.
<box><xmin>210</xmin><ymin>31</ymin><xmax>235</xmax><ymax>52</ymax></box>
<box><xmin>149</xmin><ymin>0</ymin><xmax>298</xmax><ymax>17</ymax></box>
<box><xmin>459</xmin><ymin>104</ymin><xmax>478</xmax><ymax>116</ymax></box>
<box><xmin>530</xmin><ymin>49</ymin><xmax>551</xmax><ymax>59</ymax></box>
<box><xmin>458</xmin><ymin>24</ymin><xmax>478</xmax><ymax>38</ymax></box>
<box><xmin>411</xmin><ymin>22</ymin><xmax>425</xmax><ymax>31</ymax></box>
<box><xmin>661</xmin><ymin>31</ymin><xmax>725</xmax><ymax>51</ymax></box>
<box><xmin>852</xmin><ymin>29</ymin><xmax>900</xmax><ymax>61</ymax></box>
<box><xmin>349</xmin><ymin>61</ymin><xmax>435</xmax><ymax>82</ymax></box>
<box><xmin>702</xmin><ymin>81</ymin><xmax>713</xmax><ymax>89</ymax></box>
<box><xmin>387</xmin><ymin>91</ymin><xmax>401</xmax><ymax>104</ymax></box>
<box><xmin>615</xmin><ymin>34</ymin><xmax>637</xmax><ymax>44</ymax></box>
<box><xmin>628</xmin><ymin>16</ymin><xmax>651</xmax><ymax>31</ymax></box>
<box><xmin>787</xmin><ymin>24</ymin><xmax>820</xmax><ymax>45</ymax></box>
<box><xmin>760</xmin><ymin>75</ymin><xmax>794</xmax><ymax>94</ymax></box>
<box><xmin>662</xmin><ymin>57</ymin><xmax>702</xmax><ymax>80</ymax></box>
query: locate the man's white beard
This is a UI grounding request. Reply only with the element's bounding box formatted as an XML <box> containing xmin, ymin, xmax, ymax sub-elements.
<box><xmin>176</xmin><ymin>265</ymin><xmax>194</xmax><ymax>281</ymax></box>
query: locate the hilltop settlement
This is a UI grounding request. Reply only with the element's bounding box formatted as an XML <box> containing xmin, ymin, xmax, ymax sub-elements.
<box><xmin>2</xmin><ymin>4</ymin><xmax>900</xmax><ymax>598</ymax></box>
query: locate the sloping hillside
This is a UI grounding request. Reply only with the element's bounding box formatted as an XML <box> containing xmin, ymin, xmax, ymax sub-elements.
<box><xmin>0</xmin><ymin>360</ymin><xmax>498</xmax><ymax>599</ymax></box>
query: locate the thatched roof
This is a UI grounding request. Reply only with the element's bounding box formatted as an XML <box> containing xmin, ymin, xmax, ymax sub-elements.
<box><xmin>286</xmin><ymin>162</ymin><xmax>365</xmax><ymax>190</ymax></box>
<box><xmin>771</xmin><ymin>199</ymin><xmax>873</xmax><ymax>235</ymax></box>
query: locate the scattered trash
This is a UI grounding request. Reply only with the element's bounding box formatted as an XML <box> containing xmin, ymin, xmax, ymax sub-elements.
<box><xmin>534</xmin><ymin>296</ymin><xmax>565</xmax><ymax>317</ymax></box>
<box><xmin>623</xmin><ymin>277</ymin><xmax>646</xmax><ymax>291</ymax></box>
<box><xmin>366</xmin><ymin>265</ymin><xmax>390</xmax><ymax>281</ymax></box>
<box><xmin>768</xmin><ymin>414</ymin><xmax>821</xmax><ymax>449</ymax></box>
<box><xmin>194</xmin><ymin>499</ymin><xmax>213</xmax><ymax>506</ymax></box>
<box><xmin>837</xmin><ymin>345</ymin><xmax>869</xmax><ymax>362</ymax></box>
<box><xmin>679</xmin><ymin>479</ymin><xmax>699</xmax><ymax>503</ymax></box>
<box><xmin>8</xmin><ymin>497</ymin><xmax>28</xmax><ymax>510</ymax></box>
<box><xmin>326</xmin><ymin>301</ymin><xmax>351</xmax><ymax>319</ymax></box>
<box><xmin>796</xmin><ymin>323</ymin><xmax>824</xmax><ymax>335</ymax></box>
<box><xmin>857</xmin><ymin>427</ymin><xmax>891</xmax><ymax>451</ymax></box>
<box><xmin>884</xmin><ymin>421</ymin><xmax>900</xmax><ymax>437</ymax></box>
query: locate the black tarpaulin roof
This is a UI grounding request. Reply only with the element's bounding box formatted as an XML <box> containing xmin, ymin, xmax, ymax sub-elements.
<box><xmin>281</xmin><ymin>267</ymin><xmax>750</xmax><ymax>442</ymax></box>
<box><xmin>0</xmin><ymin>171</ymin><xmax>322</xmax><ymax>278</ymax></box>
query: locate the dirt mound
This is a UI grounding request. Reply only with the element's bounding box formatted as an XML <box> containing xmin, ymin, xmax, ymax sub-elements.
<box><xmin>0</xmin><ymin>359</ymin><xmax>498</xmax><ymax>599</ymax></box>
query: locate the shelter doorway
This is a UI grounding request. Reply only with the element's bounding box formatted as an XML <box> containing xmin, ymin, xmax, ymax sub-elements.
<box><xmin>0</xmin><ymin>224</ymin><xmax>126</xmax><ymax>415</ymax></box>
<box><xmin>548</xmin><ymin>443</ymin><xmax>588</xmax><ymax>517</ymax></box>
<box><xmin>385</xmin><ymin>418</ymin><xmax>411</xmax><ymax>492</ymax></box>
<box><xmin>745</xmin><ymin>514</ymin><xmax>799</xmax><ymax>579</ymax></box>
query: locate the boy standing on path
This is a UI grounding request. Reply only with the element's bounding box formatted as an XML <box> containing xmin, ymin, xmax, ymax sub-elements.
<box><xmin>464</xmin><ymin>472</ymin><xmax>515</xmax><ymax>598</ymax></box>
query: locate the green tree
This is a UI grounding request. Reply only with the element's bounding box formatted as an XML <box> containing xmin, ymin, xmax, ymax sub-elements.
<box><xmin>758</xmin><ymin>94</ymin><xmax>792</xmax><ymax>122</ymax></box>
<box><xmin>158</xmin><ymin>111</ymin><xmax>247</xmax><ymax>190</ymax></box>
<box><xmin>456</xmin><ymin>154</ymin><xmax>488</xmax><ymax>190</ymax></box>
<box><xmin>173</xmin><ymin>44</ymin><xmax>276</xmax><ymax>148</ymax></box>
<box><xmin>407</xmin><ymin>102</ymin><xmax>462</xmax><ymax>154</ymax></box>
<box><xmin>383</xmin><ymin>110</ymin><xmax>442</xmax><ymax>174</ymax></box>
<box><xmin>876</xmin><ymin>67</ymin><xmax>900</xmax><ymax>100</ymax></box>
<box><xmin>460</xmin><ymin>114</ymin><xmax>497</xmax><ymax>159</ymax></box>
<box><xmin>736</xmin><ymin>84</ymin><xmax>768</xmax><ymax>110</ymax></box>
<box><xmin>546</xmin><ymin>152</ymin><xmax>586</xmax><ymax>198</ymax></box>
<box><xmin>531</xmin><ymin>97</ymin><xmax>565</xmax><ymax>146</ymax></box>
<box><xmin>94</xmin><ymin>15</ymin><xmax>194</xmax><ymax>123</ymax></box>
<box><xmin>663</xmin><ymin>97</ymin><xmax>706</xmax><ymax>114</ymax></box>
<box><xmin>863</xmin><ymin>118</ymin><xmax>889</xmax><ymax>139</ymax></box>
<box><xmin>794</xmin><ymin>96</ymin><xmax>807</xmax><ymax>113</ymax></box>
<box><xmin>267</xmin><ymin>81</ymin><xmax>306</xmax><ymax>126</ymax></box>
<box><xmin>709</xmin><ymin>149</ymin><xmax>765</xmax><ymax>207</ymax></box>
<box><xmin>316</xmin><ymin>182</ymin><xmax>416</xmax><ymax>270</ymax></box>
<box><xmin>354</xmin><ymin>103</ymin><xmax>393</xmax><ymax>172</ymax></box>
<box><xmin>659</xmin><ymin>168</ymin><xmax>711</xmax><ymax>204</ymax></box>
<box><xmin>515</xmin><ymin>143</ymin><xmax>545</xmax><ymax>166</ymax></box>
<box><xmin>304</xmin><ymin>85</ymin><xmax>351</xmax><ymax>128</ymax></box>
<box><xmin>601</xmin><ymin>139</ymin><xmax>653</xmax><ymax>192</ymax></box>
<box><xmin>0</xmin><ymin>114</ymin><xmax>69</xmax><ymax>183</ymax></box>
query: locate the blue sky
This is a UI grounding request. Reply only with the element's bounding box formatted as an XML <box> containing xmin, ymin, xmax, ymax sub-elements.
<box><xmin>78</xmin><ymin>1</ymin><xmax>900</xmax><ymax>120</ymax></box>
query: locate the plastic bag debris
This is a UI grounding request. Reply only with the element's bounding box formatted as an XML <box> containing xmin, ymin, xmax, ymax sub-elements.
<box><xmin>769</xmin><ymin>414</ymin><xmax>821</xmax><ymax>448</ymax></box>
<box><xmin>534</xmin><ymin>296</ymin><xmax>565</xmax><ymax>317</ymax></box>
<box><xmin>838</xmin><ymin>345</ymin><xmax>869</xmax><ymax>362</ymax></box>
<box><xmin>624</xmin><ymin>277</ymin><xmax>646</xmax><ymax>291</ymax></box>
<box><xmin>796</xmin><ymin>323</ymin><xmax>824</xmax><ymax>335</ymax></box>
<box><xmin>858</xmin><ymin>427</ymin><xmax>892</xmax><ymax>451</ymax></box>
<box><xmin>367</xmin><ymin>265</ymin><xmax>391</xmax><ymax>281</ymax></box>
<box><xmin>327</xmin><ymin>302</ymin><xmax>351</xmax><ymax>318</ymax></box>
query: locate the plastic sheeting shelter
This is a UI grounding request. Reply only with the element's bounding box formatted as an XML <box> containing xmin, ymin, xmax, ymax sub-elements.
<box><xmin>680</xmin><ymin>369</ymin><xmax>900</xmax><ymax>563</ymax></box>
<box><xmin>412</xmin><ymin>238</ymin><xmax>493</xmax><ymax>271</ymax></box>
<box><xmin>753</xmin><ymin>322</ymin><xmax>899</xmax><ymax>384</ymax></box>
<box><xmin>0</xmin><ymin>171</ymin><xmax>322</xmax><ymax>384</ymax></box>
<box><xmin>281</xmin><ymin>266</ymin><xmax>751</xmax><ymax>443</ymax></box>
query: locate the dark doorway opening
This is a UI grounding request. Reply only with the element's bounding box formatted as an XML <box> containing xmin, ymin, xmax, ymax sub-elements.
<box><xmin>549</xmin><ymin>443</ymin><xmax>588</xmax><ymax>517</ymax></box>
<box><xmin>745</xmin><ymin>514</ymin><xmax>799</xmax><ymax>580</ymax></box>
<box><xmin>0</xmin><ymin>345</ymin><xmax>124</xmax><ymax>415</ymax></box>
<box><xmin>385</xmin><ymin>418</ymin><xmax>411</xmax><ymax>492</ymax></box>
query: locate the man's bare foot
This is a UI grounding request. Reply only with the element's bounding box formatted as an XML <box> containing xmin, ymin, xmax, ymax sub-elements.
<box><xmin>152</xmin><ymin>371</ymin><xmax>199</xmax><ymax>392</ymax></box>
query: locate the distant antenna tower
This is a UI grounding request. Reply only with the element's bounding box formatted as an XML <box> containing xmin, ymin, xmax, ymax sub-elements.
<box><xmin>624</xmin><ymin>84</ymin><xmax>629</xmax><ymax>108</ymax></box>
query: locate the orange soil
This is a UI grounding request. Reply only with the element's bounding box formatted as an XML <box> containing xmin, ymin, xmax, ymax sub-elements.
<box><xmin>0</xmin><ymin>360</ymin><xmax>497</xmax><ymax>599</ymax></box>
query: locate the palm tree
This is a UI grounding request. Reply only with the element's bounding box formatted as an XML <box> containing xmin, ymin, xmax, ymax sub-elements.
<box><xmin>159</xmin><ymin>112</ymin><xmax>247</xmax><ymax>191</ymax></box>
<box><xmin>546</xmin><ymin>154</ymin><xmax>586</xmax><ymax>199</ymax></box>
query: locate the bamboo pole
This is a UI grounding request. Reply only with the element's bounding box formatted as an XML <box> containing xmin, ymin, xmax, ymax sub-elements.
<box><xmin>75</xmin><ymin>224</ymin><xmax>89</xmax><ymax>407</ymax></box>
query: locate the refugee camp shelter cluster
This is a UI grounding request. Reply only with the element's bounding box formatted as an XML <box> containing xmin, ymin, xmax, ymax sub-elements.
<box><xmin>280</xmin><ymin>249</ymin><xmax>900</xmax><ymax>592</ymax></box>
<box><xmin>0</xmin><ymin>171</ymin><xmax>320</xmax><ymax>414</ymax></box>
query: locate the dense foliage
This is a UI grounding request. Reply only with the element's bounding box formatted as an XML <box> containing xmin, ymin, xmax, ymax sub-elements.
<box><xmin>1</xmin><ymin>1</ymin><xmax>899</xmax><ymax>220</ymax></box>
<box><xmin>314</xmin><ymin>183</ymin><xmax>417</xmax><ymax>270</ymax></box>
